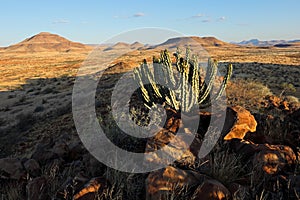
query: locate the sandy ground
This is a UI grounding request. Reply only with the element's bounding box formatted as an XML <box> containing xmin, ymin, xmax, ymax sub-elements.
<box><xmin>0</xmin><ymin>45</ymin><xmax>299</xmax><ymax>157</ymax></box>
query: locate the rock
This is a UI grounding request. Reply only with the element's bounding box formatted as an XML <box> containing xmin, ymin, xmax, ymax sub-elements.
<box><xmin>72</xmin><ymin>177</ymin><xmax>109</xmax><ymax>200</ymax></box>
<box><xmin>26</xmin><ymin>176</ymin><xmax>49</xmax><ymax>200</ymax></box>
<box><xmin>223</xmin><ymin>106</ymin><xmax>257</xmax><ymax>140</ymax></box>
<box><xmin>192</xmin><ymin>179</ymin><xmax>231</xmax><ymax>200</ymax></box>
<box><xmin>31</xmin><ymin>146</ymin><xmax>58</xmax><ymax>165</ymax></box>
<box><xmin>267</xmin><ymin>95</ymin><xmax>281</xmax><ymax>108</ymax></box>
<box><xmin>265</xmin><ymin>95</ymin><xmax>291</xmax><ymax>111</ymax></box>
<box><xmin>145</xmin><ymin>166</ymin><xmax>207</xmax><ymax>200</ymax></box>
<box><xmin>229</xmin><ymin>139</ymin><xmax>296</xmax><ymax>174</ymax></box>
<box><xmin>279</xmin><ymin>100</ymin><xmax>289</xmax><ymax>111</ymax></box>
<box><xmin>246</xmin><ymin>113</ymin><xmax>275</xmax><ymax>144</ymax></box>
<box><xmin>145</xmin><ymin>128</ymin><xmax>196</xmax><ymax>167</ymax></box>
<box><xmin>145</xmin><ymin>112</ymin><xmax>196</xmax><ymax>167</ymax></box>
<box><xmin>23</xmin><ymin>159</ymin><xmax>41</xmax><ymax>177</ymax></box>
<box><xmin>0</xmin><ymin>158</ymin><xmax>25</xmax><ymax>180</ymax></box>
<box><xmin>253</xmin><ymin>144</ymin><xmax>296</xmax><ymax>174</ymax></box>
<box><xmin>52</xmin><ymin>140</ymin><xmax>69</xmax><ymax>159</ymax></box>
<box><xmin>229</xmin><ymin>139</ymin><xmax>262</xmax><ymax>158</ymax></box>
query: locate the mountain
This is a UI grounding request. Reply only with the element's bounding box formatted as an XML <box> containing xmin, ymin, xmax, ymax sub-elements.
<box><xmin>103</xmin><ymin>42</ymin><xmax>131</xmax><ymax>51</ymax></box>
<box><xmin>3</xmin><ymin>32</ymin><xmax>92</xmax><ymax>52</ymax></box>
<box><xmin>130</xmin><ymin>41</ymin><xmax>144</xmax><ymax>49</ymax></box>
<box><xmin>156</xmin><ymin>36</ymin><xmax>237</xmax><ymax>49</ymax></box>
<box><xmin>233</xmin><ymin>39</ymin><xmax>300</xmax><ymax>47</ymax></box>
<box><xmin>103</xmin><ymin>41</ymin><xmax>145</xmax><ymax>51</ymax></box>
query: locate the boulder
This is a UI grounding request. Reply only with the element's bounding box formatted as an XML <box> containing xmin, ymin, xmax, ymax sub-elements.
<box><xmin>0</xmin><ymin>158</ymin><xmax>25</xmax><ymax>180</ymax></box>
<box><xmin>229</xmin><ymin>139</ymin><xmax>296</xmax><ymax>174</ymax></box>
<box><xmin>253</xmin><ymin>144</ymin><xmax>296</xmax><ymax>174</ymax></box>
<box><xmin>72</xmin><ymin>177</ymin><xmax>109</xmax><ymax>200</ymax></box>
<box><xmin>145</xmin><ymin>128</ymin><xmax>196</xmax><ymax>167</ymax></box>
<box><xmin>31</xmin><ymin>146</ymin><xmax>58</xmax><ymax>165</ymax></box>
<box><xmin>223</xmin><ymin>106</ymin><xmax>257</xmax><ymax>140</ymax></box>
<box><xmin>192</xmin><ymin>179</ymin><xmax>231</xmax><ymax>200</ymax></box>
<box><xmin>145</xmin><ymin>166</ymin><xmax>207</xmax><ymax>200</ymax></box>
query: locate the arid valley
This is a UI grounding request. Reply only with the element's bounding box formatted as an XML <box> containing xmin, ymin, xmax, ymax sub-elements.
<box><xmin>0</xmin><ymin>32</ymin><xmax>300</xmax><ymax>200</ymax></box>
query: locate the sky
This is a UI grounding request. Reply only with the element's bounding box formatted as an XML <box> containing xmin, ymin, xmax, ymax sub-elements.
<box><xmin>1</xmin><ymin>0</ymin><xmax>300</xmax><ymax>46</ymax></box>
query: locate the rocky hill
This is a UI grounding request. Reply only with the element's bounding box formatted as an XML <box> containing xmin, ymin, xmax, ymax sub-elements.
<box><xmin>3</xmin><ymin>32</ymin><xmax>92</xmax><ymax>52</ymax></box>
<box><xmin>157</xmin><ymin>36</ymin><xmax>237</xmax><ymax>48</ymax></box>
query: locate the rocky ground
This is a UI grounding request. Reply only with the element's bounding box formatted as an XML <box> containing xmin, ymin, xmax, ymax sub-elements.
<box><xmin>0</xmin><ymin>44</ymin><xmax>300</xmax><ymax>199</ymax></box>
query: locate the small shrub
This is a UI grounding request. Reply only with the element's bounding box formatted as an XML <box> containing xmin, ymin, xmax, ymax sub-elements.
<box><xmin>226</xmin><ymin>79</ymin><xmax>273</xmax><ymax>112</ymax></box>
<box><xmin>208</xmin><ymin>150</ymin><xmax>247</xmax><ymax>185</ymax></box>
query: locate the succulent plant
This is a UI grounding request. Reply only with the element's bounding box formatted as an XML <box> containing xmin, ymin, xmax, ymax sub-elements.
<box><xmin>133</xmin><ymin>48</ymin><xmax>232</xmax><ymax>112</ymax></box>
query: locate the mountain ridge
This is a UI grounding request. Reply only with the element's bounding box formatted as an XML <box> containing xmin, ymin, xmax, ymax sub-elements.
<box><xmin>233</xmin><ymin>39</ymin><xmax>300</xmax><ymax>47</ymax></box>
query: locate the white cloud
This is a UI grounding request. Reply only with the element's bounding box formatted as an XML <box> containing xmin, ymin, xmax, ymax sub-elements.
<box><xmin>52</xmin><ymin>19</ymin><xmax>69</xmax><ymax>24</ymax></box>
<box><xmin>217</xmin><ymin>16</ymin><xmax>226</xmax><ymax>22</ymax></box>
<box><xmin>192</xmin><ymin>14</ymin><xmax>204</xmax><ymax>18</ymax></box>
<box><xmin>133</xmin><ymin>12</ymin><xmax>145</xmax><ymax>17</ymax></box>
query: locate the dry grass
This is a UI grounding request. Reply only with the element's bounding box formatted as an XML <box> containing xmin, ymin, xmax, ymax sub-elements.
<box><xmin>0</xmin><ymin>51</ymin><xmax>88</xmax><ymax>91</ymax></box>
<box><xmin>226</xmin><ymin>78</ymin><xmax>273</xmax><ymax>112</ymax></box>
<box><xmin>0</xmin><ymin>42</ymin><xmax>299</xmax><ymax>200</ymax></box>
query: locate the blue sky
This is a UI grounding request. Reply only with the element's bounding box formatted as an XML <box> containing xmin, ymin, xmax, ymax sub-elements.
<box><xmin>1</xmin><ymin>0</ymin><xmax>299</xmax><ymax>46</ymax></box>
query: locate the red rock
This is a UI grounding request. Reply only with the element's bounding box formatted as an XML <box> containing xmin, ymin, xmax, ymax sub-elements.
<box><xmin>268</xmin><ymin>95</ymin><xmax>281</xmax><ymax>108</ymax></box>
<box><xmin>72</xmin><ymin>177</ymin><xmax>109</xmax><ymax>200</ymax></box>
<box><xmin>279</xmin><ymin>101</ymin><xmax>289</xmax><ymax>110</ymax></box>
<box><xmin>192</xmin><ymin>179</ymin><xmax>231</xmax><ymax>200</ymax></box>
<box><xmin>253</xmin><ymin>144</ymin><xmax>296</xmax><ymax>174</ymax></box>
<box><xmin>223</xmin><ymin>106</ymin><xmax>257</xmax><ymax>140</ymax></box>
<box><xmin>145</xmin><ymin>128</ymin><xmax>196</xmax><ymax>167</ymax></box>
<box><xmin>145</xmin><ymin>166</ymin><xmax>207</xmax><ymax>200</ymax></box>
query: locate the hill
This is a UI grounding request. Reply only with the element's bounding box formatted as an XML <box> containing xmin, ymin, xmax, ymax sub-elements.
<box><xmin>3</xmin><ymin>32</ymin><xmax>92</xmax><ymax>52</ymax></box>
<box><xmin>156</xmin><ymin>36</ymin><xmax>237</xmax><ymax>49</ymax></box>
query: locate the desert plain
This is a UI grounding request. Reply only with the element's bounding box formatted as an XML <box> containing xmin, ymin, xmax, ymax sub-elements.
<box><xmin>0</xmin><ymin>32</ymin><xmax>299</xmax><ymax>199</ymax></box>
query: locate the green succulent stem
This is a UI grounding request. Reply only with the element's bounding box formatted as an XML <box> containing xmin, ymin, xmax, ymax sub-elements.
<box><xmin>133</xmin><ymin>48</ymin><xmax>232</xmax><ymax>112</ymax></box>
